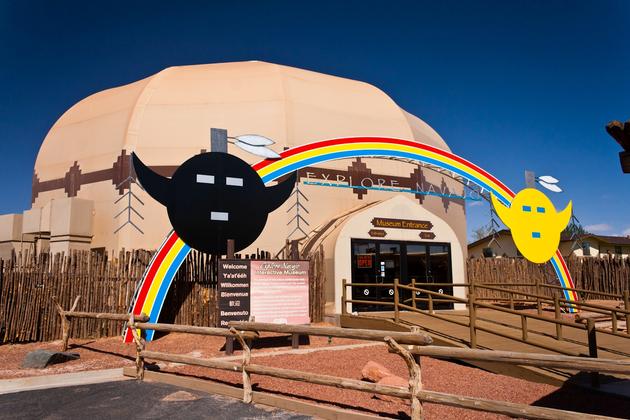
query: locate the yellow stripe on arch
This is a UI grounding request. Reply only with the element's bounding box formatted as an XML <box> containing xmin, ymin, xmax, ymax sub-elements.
<box><xmin>140</xmin><ymin>238</ymin><xmax>187</xmax><ymax>316</ymax></box>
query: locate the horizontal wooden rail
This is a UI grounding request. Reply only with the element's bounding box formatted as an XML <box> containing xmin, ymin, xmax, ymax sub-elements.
<box><xmin>541</xmin><ymin>283</ymin><xmax>625</xmax><ymax>299</ymax></box>
<box><xmin>133</xmin><ymin>322</ymin><xmax>256</xmax><ymax>338</ymax></box>
<box><xmin>409</xmin><ymin>346</ymin><xmax>630</xmax><ymax>374</ymax></box>
<box><xmin>475</xmin><ymin>285</ymin><xmax>630</xmax><ymax>316</ymax></box>
<box><xmin>140</xmin><ymin>347</ymin><xmax>613</xmax><ymax>420</ymax></box>
<box><xmin>63</xmin><ymin>311</ymin><xmax>149</xmax><ymax>322</ymax></box>
<box><xmin>142</xmin><ymin>350</ymin><xmax>241</xmax><ymax>371</ymax></box>
<box><xmin>406</xmin><ymin>282</ymin><xmax>470</xmax><ymax>287</ymax></box>
<box><xmin>345</xmin><ymin>282</ymin><xmax>394</xmax><ymax>287</ymax></box>
<box><xmin>344</xmin><ymin>298</ymin><xmax>396</xmax><ymax>307</ymax></box>
<box><xmin>228</xmin><ymin>321</ymin><xmax>433</xmax><ymax>346</ymax></box>
<box><xmin>397</xmin><ymin>283</ymin><xmax>468</xmax><ymax>303</ymax></box>
<box><xmin>477</xmin><ymin>282</ymin><xmax>537</xmax><ymax>287</ymax></box>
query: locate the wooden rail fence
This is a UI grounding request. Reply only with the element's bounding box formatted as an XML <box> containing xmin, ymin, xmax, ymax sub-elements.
<box><xmin>0</xmin><ymin>248</ymin><xmax>326</xmax><ymax>343</ymax></box>
<box><xmin>53</xmin><ymin>305</ymin><xmax>623</xmax><ymax>419</ymax></box>
<box><xmin>0</xmin><ymin>251</ymin><xmax>627</xmax><ymax>343</ymax></box>
<box><xmin>342</xmin><ymin>277</ymin><xmax>630</xmax><ymax>364</ymax></box>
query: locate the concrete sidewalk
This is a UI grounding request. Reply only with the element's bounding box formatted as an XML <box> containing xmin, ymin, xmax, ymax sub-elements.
<box><xmin>0</xmin><ymin>368</ymin><xmax>129</xmax><ymax>395</ymax></box>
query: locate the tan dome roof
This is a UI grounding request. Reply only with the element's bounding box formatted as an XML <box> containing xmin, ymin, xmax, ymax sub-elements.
<box><xmin>35</xmin><ymin>61</ymin><xmax>450</xmax><ymax>179</ymax></box>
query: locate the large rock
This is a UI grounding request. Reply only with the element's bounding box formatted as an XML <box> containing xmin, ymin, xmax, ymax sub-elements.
<box><xmin>375</xmin><ymin>375</ymin><xmax>410</xmax><ymax>403</ymax></box>
<box><xmin>361</xmin><ymin>360</ymin><xmax>393</xmax><ymax>383</ymax></box>
<box><xmin>21</xmin><ymin>350</ymin><xmax>80</xmax><ymax>369</ymax></box>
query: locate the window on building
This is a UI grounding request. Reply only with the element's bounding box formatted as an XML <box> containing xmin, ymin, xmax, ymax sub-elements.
<box><xmin>482</xmin><ymin>247</ymin><xmax>495</xmax><ymax>258</ymax></box>
<box><xmin>581</xmin><ymin>242</ymin><xmax>591</xmax><ymax>256</ymax></box>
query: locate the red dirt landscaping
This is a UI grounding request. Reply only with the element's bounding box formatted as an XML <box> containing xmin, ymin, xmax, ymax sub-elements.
<box><xmin>1</xmin><ymin>334</ymin><xmax>627</xmax><ymax>419</ymax></box>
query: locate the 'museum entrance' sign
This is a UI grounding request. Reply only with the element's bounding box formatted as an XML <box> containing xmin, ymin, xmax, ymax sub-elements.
<box><xmin>218</xmin><ymin>260</ymin><xmax>251</xmax><ymax>327</ymax></box>
<box><xmin>250</xmin><ymin>261</ymin><xmax>310</xmax><ymax>324</ymax></box>
<box><xmin>371</xmin><ymin>217</ymin><xmax>433</xmax><ymax>231</ymax></box>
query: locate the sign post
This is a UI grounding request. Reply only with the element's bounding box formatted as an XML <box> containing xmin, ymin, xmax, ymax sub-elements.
<box><xmin>217</xmin><ymin>260</ymin><xmax>251</xmax><ymax>328</ymax></box>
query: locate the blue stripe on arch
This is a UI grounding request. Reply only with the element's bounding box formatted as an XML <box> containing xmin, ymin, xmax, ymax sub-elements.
<box><xmin>261</xmin><ymin>148</ymin><xmax>512</xmax><ymax>205</ymax></box>
<box><xmin>145</xmin><ymin>243</ymin><xmax>191</xmax><ymax>341</ymax></box>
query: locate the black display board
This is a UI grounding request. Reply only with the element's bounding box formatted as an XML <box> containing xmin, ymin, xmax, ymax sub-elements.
<box><xmin>217</xmin><ymin>260</ymin><xmax>251</xmax><ymax>327</ymax></box>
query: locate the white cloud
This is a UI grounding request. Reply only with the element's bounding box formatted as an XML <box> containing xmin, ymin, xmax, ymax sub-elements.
<box><xmin>622</xmin><ymin>227</ymin><xmax>630</xmax><ymax>236</ymax></box>
<box><xmin>585</xmin><ymin>223</ymin><xmax>612</xmax><ymax>233</ymax></box>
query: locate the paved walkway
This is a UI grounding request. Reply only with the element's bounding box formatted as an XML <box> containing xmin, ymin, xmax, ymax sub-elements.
<box><xmin>0</xmin><ymin>380</ymin><xmax>310</xmax><ymax>420</ymax></box>
<box><xmin>0</xmin><ymin>368</ymin><xmax>129</xmax><ymax>395</ymax></box>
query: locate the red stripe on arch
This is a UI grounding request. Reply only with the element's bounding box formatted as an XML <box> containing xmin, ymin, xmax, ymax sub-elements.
<box><xmin>132</xmin><ymin>232</ymin><xmax>179</xmax><ymax>314</ymax></box>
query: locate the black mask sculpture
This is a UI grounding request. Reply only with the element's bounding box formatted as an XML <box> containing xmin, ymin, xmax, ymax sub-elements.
<box><xmin>132</xmin><ymin>152</ymin><xmax>296</xmax><ymax>255</ymax></box>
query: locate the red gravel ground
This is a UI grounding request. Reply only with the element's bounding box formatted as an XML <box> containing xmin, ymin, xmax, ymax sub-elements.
<box><xmin>1</xmin><ymin>333</ymin><xmax>628</xmax><ymax>419</ymax></box>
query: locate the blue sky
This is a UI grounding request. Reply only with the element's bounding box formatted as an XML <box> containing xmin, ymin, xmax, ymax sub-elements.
<box><xmin>1</xmin><ymin>1</ymin><xmax>628</xmax><ymax>240</ymax></box>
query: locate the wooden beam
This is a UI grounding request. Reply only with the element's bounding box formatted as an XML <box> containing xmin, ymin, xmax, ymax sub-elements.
<box><xmin>229</xmin><ymin>321</ymin><xmax>433</xmax><ymax>346</ymax></box>
<box><xmin>408</xmin><ymin>346</ymin><xmax>630</xmax><ymax>374</ymax></box>
<box><xmin>64</xmin><ymin>311</ymin><xmax>149</xmax><ymax>322</ymax></box>
<box><xmin>141</xmin><ymin>350</ymin><xmax>241</xmax><ymax>372</ymax></box>
<box><xmin>133</xmin><ymin>322</ymin><xmax>258</xmax><ymax>339</ymax></box>
<box><xmin>136</xmin><ymin>351</ymin><xmax>613</xmax><ymax>419</ymax></box>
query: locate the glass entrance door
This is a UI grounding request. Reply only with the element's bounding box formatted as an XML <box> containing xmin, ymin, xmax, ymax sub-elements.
<box><xmin>350</xmin><ymin>239</ymin><xmax>453</xmax><ymax>312</ymax></box>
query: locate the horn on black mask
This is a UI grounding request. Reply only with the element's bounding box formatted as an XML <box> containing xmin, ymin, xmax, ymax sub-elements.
<box><xmin>131</xmin><ymin>152</ymin><xmax>171</xmax><ymax>206</ymax></box>
<box><xmin>265</xmin><ymin>172</ymin><xmax>297</xmax><ymax>213</ymax></box>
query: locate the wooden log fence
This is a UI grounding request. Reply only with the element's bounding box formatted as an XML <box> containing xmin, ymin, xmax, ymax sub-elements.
<box><xmin>129</xmin><ymin>318</ymin><xmax>617</xmax><ymax>419</ymax></box>
<box><xmin>47</xmin><ymin>302</ymin><xmax>624</xmax><ymax>419</ymax></box>
<box><xmin>0</xmin><ymin>248</ymin><xmax>327</xmax><ymax>343</ymax></box>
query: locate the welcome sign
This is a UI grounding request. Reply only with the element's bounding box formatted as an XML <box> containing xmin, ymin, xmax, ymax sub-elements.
<box><xmin>217</xmin><ymin>260</ymin><xmax>310</xmax><ymax>327</ymax></box>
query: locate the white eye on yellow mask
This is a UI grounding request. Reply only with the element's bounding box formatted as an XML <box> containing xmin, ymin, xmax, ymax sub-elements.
<box><xmin>491</xmin><ymin>189</ymin><xmax>572</xmax><ymax>264</ymax></box>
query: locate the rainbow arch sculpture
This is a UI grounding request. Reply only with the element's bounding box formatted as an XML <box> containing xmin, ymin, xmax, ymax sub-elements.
<box><xmin>124</xmin><ymin>137</ymin><xmax>577</xmax><ymax>342</ymax></box>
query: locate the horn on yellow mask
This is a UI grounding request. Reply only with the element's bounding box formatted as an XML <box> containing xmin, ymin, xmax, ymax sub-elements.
<box><xmin>556</xmin><ymin>200</ymin><xmax>572</xmax><ymax>231</ymax></box>
<box><xmin>491</xmin><ymin>194</ymin><xmax>513</xmax><ymax>228</ymax></box>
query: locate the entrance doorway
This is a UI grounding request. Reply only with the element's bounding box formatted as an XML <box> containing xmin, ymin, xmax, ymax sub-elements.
<box><xmin>350</xmin><ymin>239</ymin><xmax>453</xmax><ymax>312</ymax></box>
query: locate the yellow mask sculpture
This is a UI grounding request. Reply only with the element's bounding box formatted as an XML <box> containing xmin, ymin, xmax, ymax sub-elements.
<box><xmin>491</xmin><ymin>189</ymin><xmax>572</xmax><ymax>264</ymax></box>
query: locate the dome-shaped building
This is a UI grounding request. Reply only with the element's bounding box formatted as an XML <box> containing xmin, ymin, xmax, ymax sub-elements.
<box><xmin>5</xmin><ymin>61</ymin><xmax>467</xmax><ymax>314</ymax></box>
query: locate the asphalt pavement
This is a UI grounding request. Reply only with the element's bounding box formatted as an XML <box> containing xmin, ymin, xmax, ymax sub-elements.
<box><xmin>0</xmin><ymin>380</ymin><xmax>311</xmax><ymax>419</ymax></box>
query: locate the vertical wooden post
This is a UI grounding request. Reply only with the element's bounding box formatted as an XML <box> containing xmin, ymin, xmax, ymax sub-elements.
<box><xmin>225</xmin><ymin>336</ymin><xmax>234</xmax><ymax>355</ymax></box>
<box><xmin>535</xmin><ymin>278</ymin><xmax>542</xmax><ymax>315</ymax></box>
<box><xmin>227</xmin><ymin>239</ymin><xmax>235</xmax><ymax>259</ymax></box>
<box><xmin>52</xmin><ymin>295</ymin><xmax>80</xmax><ymax>352</ymax></box>
<box><xmin>411</xmin><ymin>278</ymin><xmax>417</xmax><ymax>309</ymax></box>
<box><xmin>521</xmin><ymin>315</ymin><xmax>528</xmax><ymax>341</ymax></box>
<box><xmin>428</xmin><ymin>294</ymin><xmax>434</xmax><ymax>315</ymax></box>
<box><xmin>509</xmin><ymin>294</ymin><xmax>515</xmax><ymax>311</ymax></box>
<box><xmin>291</xmin><ymin>333</ymin><xmax>300</xmax><ymax>349</ymax></box>
<box><xmin>612</xmin><ymin>312</ymin><xmax>618</xmax><ymax>333</ymax></box>
<box><xmin>468</xmin><ymin>292</ymin><xmax>477</xmax><ymax>348</ymax></box>
<box><xmin>385</xmin><ymin>336</ymin><xmax>422</xmax><ymax>420</ymax></box>
<box><xmin>586</xmin><ymin>319</ymin><xmax>599</xmax><ymax>387</ymax></box>
<box><xmin>554</xmin><ymin>296</ymin><xmax>562</xmax><ymax>340</ymax></box>
<box><xmin>341</xmin><ymin>279</ymin><xmax>347</xmax><ymax>315</ymax></box>
<box><xmin>394</xmin><ymin>278</ymin><xmax>400</xmax><ymax>323</ymax></box>
<box><xmin>129</xmin><ymin>313</ymin><xmax>145</xmax><ymax>380</ymax></box>
<box><xmin>230</xmin><ymin>328</ymin><xmax>252</xmax><ymax>403</ymax></box>
<box><xmin>624</xmin><ymin>290</ymin><xmax>630</xmax><ymax>335</ymax></box>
